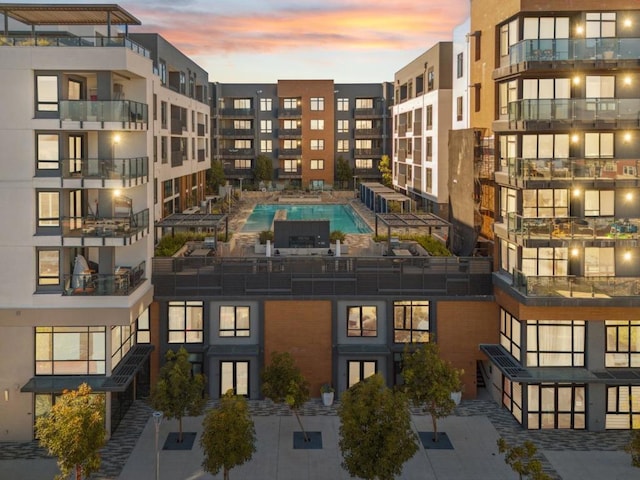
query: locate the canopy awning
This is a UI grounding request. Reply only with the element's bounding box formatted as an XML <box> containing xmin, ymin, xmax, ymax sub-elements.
<box><xmin>0</xmin><ymin>4</ymin><xmax>141</xmax><ymax>26</ymax></box>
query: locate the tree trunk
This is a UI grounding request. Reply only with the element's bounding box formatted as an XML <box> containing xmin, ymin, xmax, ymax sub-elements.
<box><xmin>293</xmin><ymin>409</ymin><xmax>309</xmax><ymax>442</ymax></box>
<box><xmin>75</xmin><ymin>464</ymin><xmax>82</xmax><ymax>480</ymax></box>
<box><xmin>224</xmin><ymin>467</ymin><xmax>230</xmax><ymax>480</ymax></box>
<box><xmin>431</xmin><ymin>401</ymin><xmax>438</xmax><ymax>442</ymax></box>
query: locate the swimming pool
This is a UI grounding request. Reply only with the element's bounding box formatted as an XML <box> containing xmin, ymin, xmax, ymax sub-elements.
<box><xmin>241</xmin><ymin>204</ymin><xmax>372</xmax><ymax>233</ymax></box>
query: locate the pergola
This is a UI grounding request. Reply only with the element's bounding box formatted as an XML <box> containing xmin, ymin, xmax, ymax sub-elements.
<box><xmin>375</xmin><ymin>212</ymin><xmax>451</xmax><ymax>251</ymax></box>
<box><xmin>155</xmin><ymin>213</ymin><xmax>229</xmax><ymax>241</ymax></box>
<box><xmin>359</xmin><ymin>182</ymin><xmax>411</xmax><ymax>213</ymax></box>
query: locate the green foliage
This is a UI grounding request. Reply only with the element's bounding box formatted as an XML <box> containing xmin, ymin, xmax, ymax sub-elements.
<box><xmin>152</xmin><ymin>347</ymin><xmax>207</xmax><ymax>442</ymax></box>
<box><xmin>338</xmin><ymin>374</ymin><xmax>418</xmax><ymax>480</ymax></box>
<box><xmin>155</xmin><ymin>232</ymin><xmax>208</xmax><ymax>257</ymax></box>
<box><xmin>261</xmin><ymin>352</ymin><xmax>310</xmax><ymax>439</ymax></box>
<box><xmin>208</xmin><ymin>160</ymin><xmax>226</xmax><ymax>194</ymax></box>
<box><xmin>625</xmin><ymin>430</ymin><xmax>640</xmax><ymax>468</ymax></box>
<box><xmin>330</xmin><ymin>230</ymin><xmax>346</xmax><ymax>242</ymax></box>
<box><xmin>497</xmin><ymin>438</ymin><xmax>552</xmax><ymax>480</ymax></box>
<box><xmin>378</xmin><ymin>155</ymin><xmax>393</xmax><ymax>188</ymax></box>
<box><xmin>335</xmin><ymin>155</ymin><xmax>352</xmax><ymax>189</ymax></box>
<box><xmin>35</xmin><ymin>383</ymin><xmax>106</xmax><ymax>480</ymax></box>
<box><xmin>402</xmin><ymin>342</ymin><xmax>463</xmax><ymax>442</ymax></box>
<box><xmin>320</xmin><ymin>383</ymin><xmax>335</xmax><ymax>394</ymax></box>
<box><xmin>372</xmin><ymin>234</ymin><xmax>451</xmax><ymax>256</ymax></box>
<box><xmin>201</xmin><ymin>390</ymin><xmax>256</xmax><ymax>480</ymax></box>
<box><xmin>258</xmin><ymin>230</ymin><xmax>274</xmax><ymax>245</ymax></box>
<box><xmin>254</xmin><ymin>155</ymin><xmax>273</xmax><ymax>183</ymax></box>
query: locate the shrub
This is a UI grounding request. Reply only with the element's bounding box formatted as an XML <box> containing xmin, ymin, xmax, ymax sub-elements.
<box><xmin>258</xmin><ymin>230</ymin><xmax>274</xmax><ymax>244</ymax></box>
<box><xmin>330</xmin><ymin>230</ymin><xmax>346</xmax><ymax>242</ymax></box>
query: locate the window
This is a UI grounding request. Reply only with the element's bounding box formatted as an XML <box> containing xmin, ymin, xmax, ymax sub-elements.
<box><xmin>586</xmin><ymin>12</ymin><xmax>616</xmax><ymax>38</ymax></box>
<box><xmin>500</xmin><ymin>238</ymin><xmax>518</xmax><ymax>274</ymax></box>
<box><xmin>427</xmin><ymin>68</ymin><xmax>435</xmax><ymax>91</ymax></box>
<box><xmin>355</xmin><ymin>159</ymin><xmax>372</xmax><ymax>169</ymax></box>
<box><xmin>522</xmin><ymin>247</ymin><xmax>568</xmax><ymax>277</ymax></box>
<box><xmin>337</xmin><ymin>139</ymin><xmax>349</xmax><ymax>152</ymax></box>
<box><xmin>159</xmin><ymin>60</ymin><xmax>167</xmax><ymax>85</ymax></box>
<box><xmin>584</xmin><ymin>246</ymin><xmax>614</xmax><ymax>276</ymax></box>
<box><xmin>522</xmin><ymin>189</ymin><xmax>568</xmax><ymax>217</ymax></box>
<box><xmin>499</xmin><ymin>19</ymin><xmax>519</xmax><ymax>58</ymax></box>
<box><xmin>260</xmin><ymin>120</ymin><xmax>272</xmax><ymax>133</ymax></box>
<box><xmin>235</xmin><ymin>159</ymin><xmax>252</xmax><ymax>169</ymax></box>
<box><xmin>282</xmin><ymin>119</ymin><xmax>297</xmax><ymax>130</ymax></box>
<box><xmin>503</xmin><ymin>378</ymin><xmax>523</xmax><ymax>424</ymax></box>
<box><xmin>426</xmin><ymin>105</ymin><xmax>433</xmax><ymax>130</ymax></box>
<box><xmin>137</xmin><ymin>309</ymin><xmax>150</xmax><ymax>344</ymax></box>
<box><xmin>38</xmin><ymin>191</ymin><xmax>59</xmax><ymax>227</ymax></box>
<box><xmin>426</xmin><ymin>137</ymin><xmax>433</xmax><ymax>161</ymax></box>
<box><xmin>161</xmin><ymin>137</ymin><xmax>168</xmax><ymax>163</ymax></box>
<box><xmin>310</xmin><ymin>139</ymin><xmax>324</xmax><ymax>150</ymax></box>
<box><xmin>585</xmin><ymin>76</ymin><xmax>615</xmax><ymax>98</ymax></box>
<box><xmin>499</xmin><ymin>80</ymin><xmax>517</xmax><ymax>116</ymax></box>
<box><xmin>606</xmin><ymin>321</ymin><xmax>640</xmax><ymax>368</ymax></box>
<box><xmin>234</xmin><ymin>139</ymin><xmax>251</xmax><ymax>149</ymax></box>
<box><xmin>219</xmin><ymin>306</ymin><xmax>250</xmax><ymax>337</ymax></box>
<box><xmin>355</xmin><ymin>119</ymin><xmax>372</xmax><ymax>130</ymax></box>
<box><xmin>168</xmin><ymin>301</ymin><xmax>203</xmax><ymax>343</ymax></box>
<box><xmin>355</xmin><ymin>139</ymin><xmax>372</xmax><ymax>151</ymax></box>
<box><xmin>310</xmin><ymin>97</ymin><xmax>324</xmax><ymax>111</ymax></box>
<box><xmin>37</xmin><ymin>249</ymin><xmax>59</xmax><ymax>286</ymax></box>
<box><xmin>347</xmin><ymin>306</ymin><xmax>377</xmax><ymax>336</ymax></box>
<box><xmin>355</xmin><ymin>98</ymin><xmax>374</xmax><ymax>109</ymax></box>
<box><xmin>522</xmin><ymin>134</ymin><xmax>569</xmax><ymax>161</ymax></box>
<box><xmin>221</xmin><ymin>361</ymin><xmax>249</xmax><ymax>396</ymax></box>
<box><xmin>584</xmin><ymin>189</ymin><xmax>614</xmax><ymax>216</ymax></box>
<box><xmin>260</xmin><ymin>139</ymin><xmax>272</xmax><ymax>153</ymax></box>
<box><xmin>585</xmin><ymin>133</ymin><xmax>614</xmax><ymax>157</ymax></box>
<box><xmin>393</xmin><ymin>300</ymin><xmax>429</xmax><ymax>343</ymax></box>
<box><xmin>527</xmin><ymin>384</ymin><xmax>585</xmax><ymax>429</ymax></box>
<box><xmin>283</xmin><ymin>159</ymin><xmax>298</xmax><ymax>172</ymax></box>
<box><xmin>283</xmin><ymin>98</ymin><xmax>297</xmax><ymax>109</ymax></box>
<box><xmin>35</xmin><ymin>326</ymin><xmax>106</xmax><ymax>375</ymax></box>
<box><xmin>526</xmin><ymin>320</ymin><xmax>585</xmax><ymax>367</ymax></box>
<box><xmin>456</xmin><ymin>52</ymin><xmax>464</xmax><ymax>78</ymax></box>
<box><xmin>233</xmin><ymin>98</ymin><xmax>251</xmax><ymax>109</ymax></box>
<box><xmin>310</xmin><ymin>159</ymin><xmax>324</xmax><ymax>170</ymax></box>
<box><xmin>337</xmin><ymin>98</ymin><xmax>349</xmax><ymax>111</ymax></box>
<box><xmin>37</xmin><ymin>133</ymin><xmax>59</xmax><ymax>170</ymax></box>
<box><xmin>500</xmin><ymin>309</ymin><xmax>522</xmax><ymax>361</ymax></box>
<box><xmin>260</xmin><ymin>97</ymin><xmax>272</xmax><ymax>111</ymax></box>
<box><xmin>456</xmin><ymin>96</ymin><xmax>463</xmax><ymax>121</ymax></box>
<box><xmin>283</xmin><ymin>139</ymin><xmax>298</xmax><ymax>150</ymax></box>
<box><xmin>425</xmin><ymin>168</ymin><xmax>432</xmax><ymax>192</ymax></box>
<box><xmin>523</xmin><ymin>17</ymin><xmax>569</xmax><ymax>41</ymax></box>
<box><xmin>348</xmin><ymin>361</ymin><xmax>376</xmax><ymax>388</ymax></box>
<box><xmin>310</xmin><ymin>119</ymin><xmax>324</xmax><ymax>130</ymax></box>
<box><xmin>337</xmin><ymin>119</ymin><xmax>349</xmax><ymax>133</ymax></box>
<box><xmin>111</xmin><ymin>319</ymin><xmax>135</xmax><ymax>369</ymax></box>
<box><xmin>234</xmin><ymin>120</ymin><xmax>251</xmax><ymax>130</ymax></box>
<box><xmin>606</xmin><ymin>386</ymin><xmax>640</xmax><ymax>429</ymax></box>
<box><xmin>36</xmin><ymin>75</ymin><xmax>58</xmax><ymax>112</ymax></box>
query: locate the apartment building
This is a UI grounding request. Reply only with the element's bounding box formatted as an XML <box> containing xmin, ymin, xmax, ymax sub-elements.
<box><xmin>463</xmin><ymin>0</ymin><xmax>640</xmax><ymax>430</ymax></box>
<box><xmin>0</xmin><ymin>4</ymin><xmax>209</xmax><ymax>441</ymax></box>
<box><xmin>211</xmin><ymin>80</ymin><xmax>392</xmax><ymax>190</ymax></box>
<box><xmin>391</xmin><ymin>43</ymin><xmax>453</xmax><ymax>218</ymax></box>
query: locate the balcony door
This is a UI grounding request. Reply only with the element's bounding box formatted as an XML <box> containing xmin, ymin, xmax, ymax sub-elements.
<box><xmin>68</xmin><ymin>134</ymin><xmax>84</xmax><ymax>176</ymax></box>
<box><xmin>69</xmin><ymin>189</ymin><xmax>83</xmax><ymax>230</ymax></box>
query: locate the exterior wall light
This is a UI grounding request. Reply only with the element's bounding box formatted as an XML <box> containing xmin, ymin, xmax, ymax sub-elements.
<box><xmin>575</xmin><ymin>25</ymin><xmax>584</xmax><ymax>35</ymax></box>
<box><xmin>623</xmin><ymin>132</ymin><xmax>632</xmax><ymax>143</ymax></box>
<box><xmin>571</xmin><ymin>248</ymin><xmax>580</xmax><ymax>258</ymax></box>
<box><xmin>624</xmin><ymin>75</ymin><xmax>632</xmax><ymax>86</ymax></box>
<box><xmin>572</xmin><ymin>76</ymin><xmax>581</xmax><ymax>85</ymax></box>
<box><xmin>573</xmin><ymin>188</ymin><xmax>581</xmax><ymax>197</ymax></box>
<box><xmin>626</xmin><ymin>192</ymin><xmax>633</xmax><ymax>202</ymax></box>
<box><xmin>624</xmin><ymin>18</ymin><xmax>632</xmax><ymax>28</ymax></box>
<box><xmin>623</xmin><ymin>250</ymin><xmax>632</xmax><ymax>262</ymax></box>
<box><xmin>571</xmin><ymin>133</ymin><xmax>580</xmax><ymax>144</ymax></box>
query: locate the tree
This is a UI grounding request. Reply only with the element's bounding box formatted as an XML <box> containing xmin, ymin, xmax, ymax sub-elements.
<box><xmin>401</xmin><ymin>341</ymin><xmax>463</xmax><ymax>442</ymax></box>
<box><xmin>625</xmin><ymin>430</ymin><xmax>640</xmax><ymax>468</ymax></box>
<box><xmin>201</xmin><ymin>390</ymin><xmax>256</xmax><ymax>480</ymax></box>
<box><xmin>338</xmin><ymin>373</ymin><xmax>418</xmax><ymax>480</ymax></box>
<box><xmin>261</xmin><ymin>351</ymin><xmax>310</xmax><ymax>441</ymax></box>
<box><xmin>378</xmin><ymin>154</ymin><xmax>392</xmax><ymax>187</ymax></box>
<box><xmin>35</xmin><ymin>383</ymin><xmax>106</xmax><ymax>480</ymax></box>
<box><xmin>254</xmin><ymin>154</ymin><xmax>273</xmax><ymax>185</ymax></box>
<box><xmin>497</xmin><ymin>438</ymin><xmax>552</xmax><ymax>480</ymax></box>
<box><xmin>207</xmin><ymin>159</ymin><xmax>226</xmax><ymax>194</ymax></box>
<box><xmin>152</xmin><ymin>346</ymin><xmax>207</xmax><ymax>442</ymax></box>
<box><xmin>335</xmin><ymin>155</ymin><xmax>352</xmax><ymax>189</ymax></box>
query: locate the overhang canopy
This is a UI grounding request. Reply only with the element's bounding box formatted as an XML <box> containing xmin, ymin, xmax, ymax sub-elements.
<box><xmin>0</xmin><ymin>3</ymin><xmax>141</xmax><ymax>26</ymax></box>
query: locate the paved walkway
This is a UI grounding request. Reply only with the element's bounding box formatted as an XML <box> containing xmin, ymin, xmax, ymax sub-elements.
<box><xmin>1</xmin><ymin>395</ymin><xmax>635</xmax><ymax>479</ymax></box>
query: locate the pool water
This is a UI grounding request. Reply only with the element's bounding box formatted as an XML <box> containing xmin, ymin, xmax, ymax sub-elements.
<box><xmin>241</xmin><ymin>204</ymin><xmax>372</xmax><ymax>233</ymax></box>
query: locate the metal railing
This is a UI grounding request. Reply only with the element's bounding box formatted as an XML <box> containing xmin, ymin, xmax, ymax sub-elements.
<box><xmin>508</xmin><ymin>37</ymin><xmax>640</xmax><ymax>65</ymax></box>
<box><xmin>61</xmin><ymin>157</ymin><xmax>149</xmax><ymax>181</ymax></box>
<box><xmin>498</xmin><ymin>157</ymin><xmax>640</xmax><ymax>182</ymax></box>
<box><xmin>512</xmin><ymin>269</ymin><xmax>640</xmax><ymax>298</ymax></box>
<box><xmin>0</xmin><ymin>34</ymin><xmax>150</xmax><ymax>57</ymax></box>
<box><xmin>508</xmin><ymin>98</ymin><xmax>640</xmax><ymax>123</ymax></box>
<box><xmin>505</xmin><ymin>213</ymin><xmax>639</xmax><ymax>241</ymax></box>
<box><xmin>61</xmin><ymin>209</ymin><xmax>150</xmax><ymax>239</ymax></box>
<box><xmin>64</xmin><ymin>260</ymin><xmax>146</xmax><ymax>296</ymax></box>
<box><xmin>59</xmin><ymin>100</ymin><xmax>148</xmax><ymax>124</ymax></box>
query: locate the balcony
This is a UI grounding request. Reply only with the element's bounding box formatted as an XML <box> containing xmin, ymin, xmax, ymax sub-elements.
<box><xmin>278</xmin><ymin>167</ymin><xmax>302</xmax><ymax>179</ymax></box>
<box><xmin>220</xmin><ymin>148</ymin><xmax>254</xmax><ymax>158</ymax></box>
<box><xmin>61</xmin><ymin>157</ymin><xmax>149</xmax><ymax>187</ymax></box>
<box><xmin>507</xmin><ymin>98</ymin><xmax>640</xmax><ymax>128</ymax></box>
<box><xmin>61</xmin><ymin>209</ymin><xmax>150</xmax><ymax>246</ymax></box>
<box><xmin>503</xmin><ymin>213</ymin><xmax>639</xmax><ymax>244</ymax></box>
<box><xmin>278</xmin><ymin>108</ymin><xmax>302</xmax><ymax>118</ymax></box>
<box><xmin>355</xmin><ymin>107</ymin><xmax>384</xmax><ymax>117</ymax></box>
<box><xmin>496</xmin><ymin>157</ymin><xmax>640</xmax><ymax>187</ymax></box>
<box><xmin>59</xmin><ymin>100</ymin><xmax>148</xmax><ymax>129</ymax></box>
<box><xmin>511</xmin><ymin>269</ymin><xmax>640</xmax><ymax>298</ymax></box>
<box><xmin>279</xmin><ymin>148</ymin><xmax>302</xmax><ymax>157</ymax></box>
<box><xmin>63</xmin><ymin>261</ymin><xmax>146</xmax><ymax>296</ymax></box>
<box><xmin>355</xmin><ymin>128</ymin><xmax>382</xmax><ymax>137</ymax></box>
<box><xmin>279</xmin><ymin>128</ymin><xmax>302</xmax><ymax>138</ymax></box>
<box><xmin>224</xmin><ymin>167</ymin><xmax>254</xmax><ymax>178</ymax></box>
<box><xmin>220</xmin><ymin>128</ymin><xmax>253</xmax><ymax>137</ymax></box>
<box><xmin>355</xmin><ymin>148</ymin><xmax>382</xmax><ymax>157</ymax></box>
<box><xmin>219</xmin><ymin>108</ymin><xmax>254</xmax><ymax>117</ymax></box>
<box><xmin>354</xmin><ymin>163</ymin><xmax>380</xmax><ymax>177</ymax></box>
<box><xmin>0</xmin><ymin>34</ymin><xmax>150</xmax><ymax>57</ymax></box>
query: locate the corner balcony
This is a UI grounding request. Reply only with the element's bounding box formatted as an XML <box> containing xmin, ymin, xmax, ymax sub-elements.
<box><xmin>61</xmin><ymin>157</ymin><xmax>149</xmax><ymax>188</ymax></box>
<box><xmin>59</xmin><ymin>100</ymin><xmax>148</xmax><ymax>130</ymax></box>
<box><xmin>0</xmin><ymin>34</ymin><xmax>150</xmax><ymax>57</ymax></box>
<box><xmin>61</xmin><ymin>209</ymin><xmax>150</xmax><ymax>247</ymax></box>
<box><xmin>511</xmin><ymin>269</ymin><xmax>640</xmax><ymax>298</ymax></box>
<box><xmin>63</xmin><ymin>261</ymin><xmax>146</xmax><ymax>296</ymax></box>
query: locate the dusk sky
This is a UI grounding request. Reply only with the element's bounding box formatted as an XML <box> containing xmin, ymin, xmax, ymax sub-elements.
<box><xmin>50</xmin><ymin>0</ymin><xmax>470</xmax><ymax>83</ymax></box>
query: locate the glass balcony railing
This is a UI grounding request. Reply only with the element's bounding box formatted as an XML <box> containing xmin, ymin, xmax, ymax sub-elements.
<box><xmin>508</xmin><ymin>38</ymin><xmax>640</xmax><ymax>64</ymax></box>
<box><xmin>512</xmin><ymin>269</ymin><xmax>640</xmax><ymax>298</ymax></box>
<box><xmin>61</xmin><ymin>209</ymin><xmax>150</xmax><ymax>240</ymax></box>
<box><xmin>505</xmin><ymin>213</ymin><xmax>639</xmax><ymax>241</ymax></box>
<box><xmin>60</xmin><ymin>100</ymin><xmax>148</xmax><ymax>124</ymax></box>
<box><xmin>508</xmin><ymin>98</ymin><xmax>640</xmax><ymax>123</ymax></box>
<box><xmin>63</xmin><ymin>261</ymin><xmax>146</xmax><ymax>296</ymax></box>
<box><xmin>278</xmin><ymin>167</ymin><xmax>302</xmax><ymax>178</ymax></box>
<box><xmin>499</xmin><ymin>157</ymin><xmax>640</xmax><ymax>182</ymax></box>
<box><xmin>61</xmin><ymin>157</ymin><xmax>149</xmax><ymax>181</ymax></box>
<box><xmin>0</xmin><ymin>35</ymin><xmax>150</xmax><ymax>57</ymax></box>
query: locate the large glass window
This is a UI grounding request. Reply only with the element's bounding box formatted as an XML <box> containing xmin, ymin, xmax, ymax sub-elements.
<box><xmin>168</xmin><ymin>301</ymin><xmax>203</xmax><ymax>343</ymax></box>
<box><xmin>337</xmin><ymin>98</ymin><xmax>349</xmax><ymax>111</ymax></box>
<box><xmin>527</xmin><ymin>384</ymin><xmax>585</xmax><ymax>429</ymax></box>
<box><xmin>337</xmin><ymin>119</ymin><xmax>348</xmax><ymax>133</ymax></box>
<box><xmin>283</xmin><ymin>98</ymin><xmax>297</xmax><ymax>110</ymax></box>
<box><xmin>260</xmin><ymin>120</ymin><xmax>272</xmax><ymax>133</ymax></box>
<box><xmin>310</xmin><ymin>119</ymin><xmax>324</xmax><ymax>130</ymax></box>
<box><xmin>36</xmin><ymin>75</ymin><xmax>58</xmax><ymax>112</ymax></box>
<box><xmin>348</xmin><ymin>360</ymin><xmax>376</xmax><ymax>388</ymax></box>
<box><xmin>337</xmin><ymin>139</ymin><xmax>349</xmax><ymax>152</ymax></box>
<box><xmin>260</xmin><ymin>98</ymin><xmax>272</xmax><ymax>111</ymax></box>
<box><xmin>606</xmin><ymin>321</ymin><xmax>640</xmax><ymax>367</ymax></box>
<box><xmin>310</xmin><ymin>159</ymin><xmax>324</xmax><ymax>170</ymax></box>
<box><xmin>606</xmin><ymin>386</ymin><xmax>640</xmax><ymax>429</ymax></box>
<box><xmin>586</xmin><ymin>12</ymin><xmax>616</xmax><ymax>38</ymax></box>
<box><xmin>355</xmin><ymin>159</ymin><xmax>372</xmax><ymax>169</ymax></box>
<box><xmin>356</xmin><ymin>98</ymin><xmax>374</xmax><ymax>109</ymax></box>
<box><xmin>347</xmin><ymin>306</ymin><xmax>377</xmax><ymax>337</ymax></box>
<box><xmin>522</xmin><ymin>189</ymin><xmax>568</xmax><ymax>217</ymax></box>
<box><xmin>37</xmin><ymin>249</ymin><xmax>60</xmax><ymax>286</ymax></box>
<box><xmin>522</xmin><ymin>247</ymin><xmax>568</xmax><ymax>277</ymax></box>
<box><xmin>500</xmin><ymin>309</ymin><xmax>522</xmax><ymax>361</ymax></box>
<box><xmin>584</xmin><ymin>190</ymin><xmax>614</xmax><ymax>216</ymax></box>
<box><xmin>35</xmin><ymin>326</ymin><xmax>106</xmax><ymax>375</ymax></box>
<box><xmin>37</xmin><ymin>191</ymin><xmax>60</xmax><ymax>227</ymax></box>
<box><xmin>310</xmin><ymin>97</ymin><xmax>324</xmax><ymax>111</ymax></box>
<box><xmin>219</xmin><ymin>306</ymin><xmax>250</xmax><ymax>337</ymax></box>
<box><xmin>137</xmin><ymin>308</ymin><xmax>150</xmax><ymax>344</ymax></box>
<box><xmin>393</xmin><ymin>300</ymin><xmax>429</xmax><ymax>343</ymax></box>
<box><xmin>234</xmin><ymin>120</ymin><xmax>251</xmax><ymax>130</ymax></box>
<box><xmin>111</xmin><ymin>319</ymin><xmax>135</xmax><ymax>369</ymax></box>
<box><xmin>584</xmin><ymin>133</ymin><xmax>614</xmax><ymax>158</ymax></box>
<box><xmin>233</xmin><ymin>98</ymin><xmax>251</xmax><ymax>109</ymax></box>
<box><xmin>260</xmin><ymin>139</ymin><xmax>272</xmax><ymax>153</ymax></box>
<box><xmin>37</xmin><ymin>133</ymin><xmax>59</xmax><ymax>170</ymax></box>
<box><xmin>523</xmin><ymin>17</ymin><xmax>569</xmax><ymax>40</ymax></box>
<box><xmin>584</xmin><ymin>247</ymin><xmax>615</xmax><ymax>276</ymax></box>
<box><xmin>526</xmin><ymin>320</ymin><xmax>585</xmax><ymax>367</ymax></box>
<box><xmin>503</xmin><ymin>378</ymin><xmax>523</xmax><ymax>424</ymax></box>
<box><xmin>221</xmin><ymin>361</ymin><xmax>249</xmax><ymax>396</ymax></box>
<box><xmin>310</xmin><ymin>139</ymin><xmax>324</xmax><ymax>150</ymax></box>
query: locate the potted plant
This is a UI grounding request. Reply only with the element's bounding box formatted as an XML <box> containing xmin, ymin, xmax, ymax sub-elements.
<box><xmin>320</xmin><ymin>383</ymin><xmax>335</xmax><ymax>406</ymax></box>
